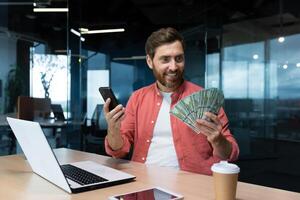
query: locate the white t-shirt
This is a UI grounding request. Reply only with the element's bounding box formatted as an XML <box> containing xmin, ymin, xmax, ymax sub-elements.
<box><xmin>145</xmin><ymin>91</ymin><xmax>179</xmax><ymax>169</ymax></box>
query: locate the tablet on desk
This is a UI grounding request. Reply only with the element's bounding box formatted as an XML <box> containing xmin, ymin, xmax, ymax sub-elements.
<box><xmin>108</xmin><ymin>187</ymin><xmax>184</xmax><ymax>200</ymax></box>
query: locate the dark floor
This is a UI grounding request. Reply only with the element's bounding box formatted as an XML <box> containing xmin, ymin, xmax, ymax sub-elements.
<box><xmin>1</xmin><ymin>128</ymin><xmax>300</xmax><ymax>193</ymax></box>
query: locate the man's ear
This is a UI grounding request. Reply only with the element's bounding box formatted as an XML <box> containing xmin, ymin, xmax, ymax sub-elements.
<box><xmin>146</xmin><ymin>55</ymin><xmax>153</xmax><ymax>69</ymax></box>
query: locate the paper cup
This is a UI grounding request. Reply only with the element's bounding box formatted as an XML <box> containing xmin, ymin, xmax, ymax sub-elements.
<box><xmin>211</xmin><ymin>161</ymin><xmax>240</xmax><ymax>200</ymax></box>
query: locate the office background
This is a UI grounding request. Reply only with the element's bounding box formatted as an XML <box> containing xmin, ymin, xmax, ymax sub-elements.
<box><xmin>0</xmin><ymin>0</ymin><xmax>299</xmax><ymax>193</ymax></box>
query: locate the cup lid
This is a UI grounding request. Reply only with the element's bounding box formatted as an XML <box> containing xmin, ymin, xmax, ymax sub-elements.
<box><xmin>211</xmin><ymin>161</ymin><xmax>240</xmax><ymax>174</ymax></box>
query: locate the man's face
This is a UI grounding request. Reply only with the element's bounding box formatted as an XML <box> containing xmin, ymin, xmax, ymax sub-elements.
<box><xmin>146</xmin><ymin>40</ymin><xmax>185</xmax><ymax>92</ymax></box>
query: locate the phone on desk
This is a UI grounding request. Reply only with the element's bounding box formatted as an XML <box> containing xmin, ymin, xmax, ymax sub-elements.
<box><xmin>108</xmin><ymin>187</ymin><xmax>184</xmax><ymax>200</ymax></box>
<box><xmin>99</xmin><ymin>87</ymin><xmax>120</xmax><ymax>111</ymax></box>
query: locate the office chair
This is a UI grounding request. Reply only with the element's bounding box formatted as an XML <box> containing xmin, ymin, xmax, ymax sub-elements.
<box><xmin>0</xmin><ymin>113</ymin><xmax>16</xmax><ymax>155</ymax></box>
<box><xmin>81</xmin><ymin>105</ymin><xmax>133</xmax><ymax>159</ymax></box>
<box><xmin>82</xmin><ymin>104</ymin><xmax>108</xmax><ymax>155</ymax></box>
<box><xmin>50</xmin><ymin>104</ymin><xmax>66</xmax><ymax>121</ymax></box>
<box><xmin>17</xmin><ymin>96</ymin><xmax>60</xmax><ymax>149</ymax></box>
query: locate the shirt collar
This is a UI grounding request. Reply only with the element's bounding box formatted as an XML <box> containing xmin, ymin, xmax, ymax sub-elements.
<box><xmin>153</xmin><ymin>80</ymin><xmax>186</xmax><ymax>100</ymax></box>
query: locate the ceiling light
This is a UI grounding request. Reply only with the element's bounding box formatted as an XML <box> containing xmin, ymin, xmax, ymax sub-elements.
<box><xmin>70</xmin><ymin>29</ymin><xmax>81</xmax><ymax>37</ymax></box>
<box><xmin>278</xmin><ymin>36</ymin><xmax>285</xmax><ymax>43</ymax></box>
<box><xmin>79</xmin><ymin>28</ymin><xmax>89</xmax><ymax>32</ymax></box>
<box><xmin>277</xmin><ymin>0</ymin><xmax>285</xmax><ymax>44</ymax></box>
<box><xmin>33</xmin><ymin>2</ymin><xmax>36</xmax><ymax>6</ymax></box>
<box><xmin>296</xmin><ymin>63</ymin><xmax>300</xmax><ymax>68</ymax></box>
<box><xmin>282</xmin><ymin>64</ymin><xmax>288</xmax><ymax>69</ymax></box>
<box><xmin>253</xmin><ymin>54</ymin><xmax>259</xmax><ymax>60</ymax></box>
<box><xmin>81</xmin><ymin>28</ymin><xmax>125</xmax><ymax>34</ymax></box>
<box><xmin>70</xmin><ymin>29</ymin><xmax>85</xmax><ymax>42</ymax></box>
<box><xmin>33</xmin><ymin>8</ymin><xmax>69</xmax><ymax>12</ymax></box>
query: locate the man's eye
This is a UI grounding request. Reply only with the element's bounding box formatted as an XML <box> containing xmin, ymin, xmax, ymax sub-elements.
<box><xmin>162</xmin><ymin>57</ymin><xmax>170</xmax><ymax>63</ymax></box>
<box><xmin>175</xmin><ymin>56</ymin><xmax>184</xmax><ymax>63</ymax></box>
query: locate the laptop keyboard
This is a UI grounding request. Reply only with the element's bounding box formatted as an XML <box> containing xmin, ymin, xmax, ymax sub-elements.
<box><xmin>61</xmin><ymin>164</ymin><xmax>108</xmax><ymax>185</ymax></box>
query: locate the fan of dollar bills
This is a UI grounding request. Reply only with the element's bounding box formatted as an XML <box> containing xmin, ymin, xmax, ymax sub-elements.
<box><xmin>170</xmin><ymin>88</ymin><xmax>224</xmax><ymax>133</ymax></box>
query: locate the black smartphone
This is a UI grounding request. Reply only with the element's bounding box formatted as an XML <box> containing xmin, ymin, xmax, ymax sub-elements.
<box><xmin>99</xmin><ymin>87</ymin><xmax>119</xmax><ymax>111</ymax></box>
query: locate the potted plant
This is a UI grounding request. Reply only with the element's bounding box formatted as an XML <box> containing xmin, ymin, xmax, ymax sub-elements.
<box><xmin>5</xmin><ymin>64</ymin><xmax>25</xmax><ymax>113</ymax></box>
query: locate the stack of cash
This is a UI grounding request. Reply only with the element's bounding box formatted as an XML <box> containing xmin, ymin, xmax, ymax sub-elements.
<box><xmin>170</xmin><ymin>88</ymin><xmax>224</xmax><ymax>133</ymax></box>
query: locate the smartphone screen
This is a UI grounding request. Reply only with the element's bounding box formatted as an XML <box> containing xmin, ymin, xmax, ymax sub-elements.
<box><xmin>99</xmin><ymin>87</ymin><xmax>119</xmax><ymax>111</ymax></box>
<box><xmin>111</xmin><ymin>188</ymin><xmax>181</xmax><ymax>200</ymax></box>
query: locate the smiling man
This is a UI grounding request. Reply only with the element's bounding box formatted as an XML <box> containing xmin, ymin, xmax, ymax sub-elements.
<box><xmin>103</xmin><ymin>27</ymin><xmax>239</xmax><ymax>175</ymax></box>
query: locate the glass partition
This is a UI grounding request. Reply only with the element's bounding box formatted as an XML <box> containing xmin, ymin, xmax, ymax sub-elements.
<box><xmin>0</xmin><ymin>0</ymin><xmax>69</xmax><ymax>153</ymax></box>
<box><xmin>1</xmin><ymin>0</ymin><xmax>300</xmax><ymax>193</ymax></box>
<box><xmin>206</xmin><ymin>19</ymin><xmax>300</xmax><ymax>191</ymax></box>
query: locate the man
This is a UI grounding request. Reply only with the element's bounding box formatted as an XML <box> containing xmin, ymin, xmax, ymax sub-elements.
<box><xmin>103</xmin><ymin>27</ymin><xmax>239</xmax><ymax>175</ymax></box>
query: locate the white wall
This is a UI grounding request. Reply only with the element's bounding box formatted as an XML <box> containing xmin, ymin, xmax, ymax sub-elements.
<box><xmin>0</xmin><ymin>36</ymin><xmax>17</xmax><ymax>113</ymax></box>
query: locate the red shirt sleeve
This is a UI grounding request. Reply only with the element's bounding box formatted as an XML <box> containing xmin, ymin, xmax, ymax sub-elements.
<box><xmin>217</xmin><ymin>107</ymin><xmax>239</xmax><ymax>161</ymax></box>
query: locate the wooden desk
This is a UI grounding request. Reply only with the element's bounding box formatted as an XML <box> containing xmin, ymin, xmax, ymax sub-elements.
<box><xmin>0</xmin><ymin>148</ymin><xmax>299</xmax><ymax>200</ymax></box>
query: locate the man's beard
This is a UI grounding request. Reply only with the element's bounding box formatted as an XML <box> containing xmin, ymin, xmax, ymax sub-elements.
<box><xmin>152</xmin><ymin>65</ymin><xmax>184</xmax><ymax>90</ymax></box>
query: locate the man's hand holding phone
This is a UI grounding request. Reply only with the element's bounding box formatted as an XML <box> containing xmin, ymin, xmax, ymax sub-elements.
<box><xmin>102</xmin><ymin>95</ymin><xmax>125</xmax><ymax>151</ymax></box>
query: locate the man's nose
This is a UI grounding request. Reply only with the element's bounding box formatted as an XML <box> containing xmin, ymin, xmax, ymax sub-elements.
<box><xmin>169</xmin><ymin>59</ymin><xmax>178</xmax><ymax>71</ymax></box>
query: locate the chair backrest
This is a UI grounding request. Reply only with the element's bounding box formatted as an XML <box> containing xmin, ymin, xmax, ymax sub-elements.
<box><xmin>51</xmin><ymin>104</ymin><xmax>65</xmax><ymax>121</ymax></box>
<box><xmin>17</xmin><ymin>96</ymin><xmax>34</xmax><ymax>120</ymax></box>
<box><xmin>17</xmin><ymin>96</ymin><xmax>51</xmax><ymax>120</ymax></box>
<box><xmin>91</xmin><ymin>104</ymin><xmax>108</xmax><ymax>130</ymax></box>
<box><xmin>33</xmin><ymin>98</ymin><xmax>51</xmax><ymax>119</ymax></box>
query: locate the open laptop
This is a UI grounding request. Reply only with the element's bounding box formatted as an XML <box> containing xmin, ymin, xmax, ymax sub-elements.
<box><xmin>6</xmin><ymin>117</ymin><xmax>135</xmax><ymax>193</ymax></box>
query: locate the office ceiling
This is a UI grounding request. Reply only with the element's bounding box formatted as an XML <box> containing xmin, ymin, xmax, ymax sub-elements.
<box><xmin>71</xmin><ymin>0</ymin><xmax>284</xmax><ymax>54</ymax></box>
<box><xmin>1</xmin><ymin>0</ymin><xmax>300</xmax><ymax>56</ymax></box>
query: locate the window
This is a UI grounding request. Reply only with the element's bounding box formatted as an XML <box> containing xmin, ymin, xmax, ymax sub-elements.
<box><xmin>31</xmin><ymin>53</ymin><xmax>70</xmax><ymax>110</ymax></box>
<box><xmin>222</xmin><ymin>42</ymin><xmax>264</xmax><ymax>98</ymax></box>
<box><xmin>270</xmin><ymin>34</ymin><xmax>300</xmax><ymax>99</ymax></box>
<box><xmin>206</xmin><ymin>53</ymin><xmax>220</xmax><ymax>88</ymax></box>
<box><xmin>87</xmin><ymin>70</ymin><xmax>109</xmax><ymax>120</ymax></box>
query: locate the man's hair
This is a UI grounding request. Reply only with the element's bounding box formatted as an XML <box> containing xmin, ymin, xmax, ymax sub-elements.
<box><xmin>145</xmin><ymin>27</ymin><xmax>185</xmax><ymax>60</ymax></box>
